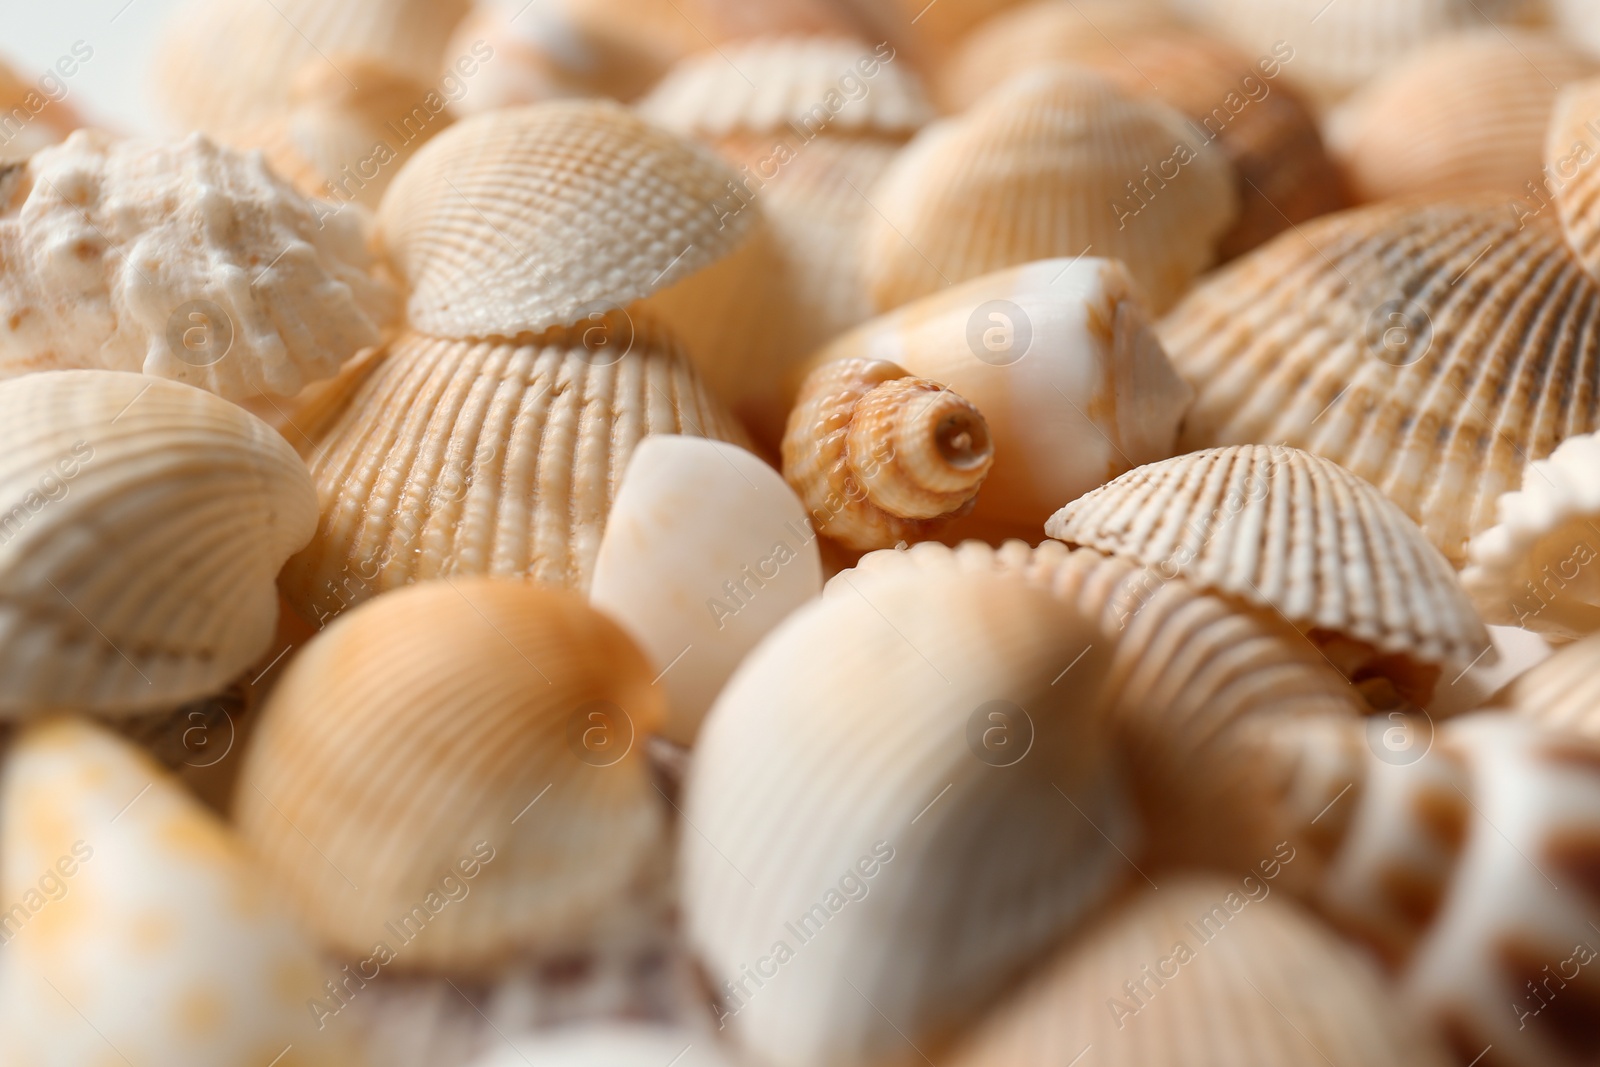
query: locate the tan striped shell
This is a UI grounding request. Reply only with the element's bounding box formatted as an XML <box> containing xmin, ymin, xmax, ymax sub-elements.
<box><xmin>1161</xmin><ymin>199</ymin><xmax>1600</xmax><ymax>566</ymax></box>
<box><xmin>1499</xmin><ymin>630</ymin><xmax>1600</xmax><ymax>736</ymax></box>
<box><xmin>235</xmin><ymin>578</ymin><xmax>667</xmax><ymax>972</ymax></box>
<box><xmin>1549</xmin><ymin>77</ymin><xmax>1600</xmax><ymax>282</ymax></box>
<box><xmin>278</xmin><ymin>318</ymin><xmax>748</xmax><ymax>627</ymax></box>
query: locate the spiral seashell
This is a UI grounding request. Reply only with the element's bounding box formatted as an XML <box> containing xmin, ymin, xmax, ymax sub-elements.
<box><xmin>467</xmin><ymin>1024</ymin><xmax>741</xmax><ymax>1067</ymax></box>
<box><xmin>0</xmin><ymin>371</ymin><xmax>316</xmax><ymax>717</ymax></box>
<box><xmin>1161</xmin><ymin>199</ymin><xmax>1600</xmax><ymax>566</ymax></box>
<box><xmin>0</xmin><ymin>53</ymin><xmax>83</xmax><ymax>163</ymax></box>
<box><xmin>781</xmin><ymin>358</ymin><xmax>994</xmax><ymax>552</ymax></box>
<box><xmin>376</xmin><ymin>100</ymin><xmax>755</xmax><ymax>340</ymax></box>
<box><xmin>278</xmin><ymin>317</ymin><xmax>747</xmax><ymax>626</ymax></box>
<box><xmin>943</xmin><ymin>877</ymin><xmax>1454</xmax><ymax>1067</ymax></box>
<box><xmin>861</xmin><ymin>67</ymin><xmax>1237</xmax><ymax>314</ymax></box>
<box><xmin>1047</xmin><ymin>446</ymin><xmax>1494</xmax><ymax>708</ymax></box>
<box><xmin>236</xmin><ymin>578</ymin><xmax>667</xmax><ymax>972</ymax></box>
<box><xmin>1548</xmin><ymin>77</ymin><xmax>1600</xmax><ymax>282</ymax></box>
<box><xmin>0</xmin><ymin>716</ymin><xmax>362</xmax><ymax>1067</ymax></box>
<box><xmin>1499</xmin><ymin>629</ymin><xmax>1600</xmax><ymax>736</ymax></box>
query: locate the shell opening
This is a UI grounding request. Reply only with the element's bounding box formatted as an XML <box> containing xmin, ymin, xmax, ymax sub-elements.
<box><xmin>848</xmin><ymin>380</ymin><xmax>995</xmax><ymax>521</ymax></box>
<box><xmin>936</xmin><ymin>409</ymin><xmax>991</xmax><ymax>471</ymax></box>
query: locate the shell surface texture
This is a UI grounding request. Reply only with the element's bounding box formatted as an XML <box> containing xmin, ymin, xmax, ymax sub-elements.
<box><xmin>1549</xmin><ymin>76</ymin><xmax>1600</xmax><ymax>284</ymax></box>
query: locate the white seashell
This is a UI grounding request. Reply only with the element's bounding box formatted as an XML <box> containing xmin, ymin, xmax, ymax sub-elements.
<box><xmin>467</xmin><ymin>1023</ymin><xmax>740</xmax><ymax>1067</ymax></box>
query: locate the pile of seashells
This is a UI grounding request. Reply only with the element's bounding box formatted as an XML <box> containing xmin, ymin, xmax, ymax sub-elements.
<box><xmin>4</xmin><ymin>0</ymin><xmax>1600</xmax><ymax>1064</ymax></box>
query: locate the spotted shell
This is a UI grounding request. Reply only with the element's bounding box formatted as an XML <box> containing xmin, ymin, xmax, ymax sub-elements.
<box><xmin>1498</xmin><ymin>629</ymin><xmax>1600</xmax><ymax>736</ymax></box>
<box><xmin>1161</xmin><ymin>199</ymin><xmax>1600</xmax><ymax>566</ymax></box>
<box><xmin>861</xmin><ymin>67</ymin><xmax>1237</xmax><ymax>314</ymax></box>
<box><xmin>0</xmin><ymin>54</ymin><xmax>82</xmax><ymax>163</ymax></box>
<box><xmin>278</xmin><ymin>318</ymin><xmax>748</xmax><ymax>626</ymax></box>
<box><xmin>0</xmin><ymin>716</ymin><xmax>361</xmax><ymax>1067</ymax></box>
<box><xmin>235</xmin><ymin>578</ymin><xmax>667</xmax><ymax>972</ymax></box>
<box><xmin>467</xmin><ymin>1024</ymin><xmax>742</xmax><ymax>1067</ymax></box>
<box><xmin>0</xmin><ymin>371</ymin><xmax>316</xmax><ymax>717</ymax></box>
<box><xmin>1548</xmin><ymin>77</ymin><xmax>1600</xmax><ymax>282</ymax></box>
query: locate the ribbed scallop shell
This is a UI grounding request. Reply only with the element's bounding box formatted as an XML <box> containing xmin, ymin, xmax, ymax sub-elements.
<box><xmin>1499</xmin><ymin>630</ymin><xmax>1600</xmax><ymax>736</ymax></box>
<box><xmin>0</xmin><ymin>371</ymin><xmax>316</xmax><ymax>716</ymax></box>
<box><xmin>278</xmin><ymin>320</ymin><xmax>748</xmax><ymax>626</ymax></box>
<box><xmin>1046</xmin><ymin>446</ymin><xmax>1493</xmax><ymax>689</ymax></box>
<box><xmin>235</xmin><ymin>578</ymin><xmax>667</xmax><ymax>971</ymax></box>
<box><xmin>1327</xmin><ymin>31</ymin><xmax>1597</xmax><ymax>204</ymax></box>
<box><xmin>0</xmin><ymin>55</ymin><xmax>82</xmax><ymax>163</ymax></box>
<box><xmin>468</xmin><ymin>1024</ymin><xmax>740</xmax><ymax>1067</ymax></box>
<box><xmin>943</xmin><ymin>878</ymin><xmax>1453</xmax><ymax>1067</ymax></box>
<box><xmin>1161</xmin><ymin>199</ymin><xmax>1600</xmax><ymax>566</ymax></box>
<box><xmin>377</xmin><ymin>101</ymin><xmax>755</xmax><ymax>340</ymax></box>
<box><xmin>1549</xmin><ymin>77</ymin><xmax>1600</xmax><ymax>281</ymax></box>
<box><xmin>861</xmin><ymin>67</ymin><xmax>1237</xmax><ymax>314</ymax></box>
<box><xmin>0</xmin><ymin>717</ymin><xmax>360</xmax><ymax>1067</ymax></box>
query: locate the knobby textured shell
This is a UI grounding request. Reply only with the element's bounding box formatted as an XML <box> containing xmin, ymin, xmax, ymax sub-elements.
<box><xmin>235</xmin><ymin>578</ymin><xmax>667</xmax><ymax>971</ymax></box>
<box><xmin>1162</xmin><ymin>200</ymin><xmax>1600</xmax><ymax>566</ymax></box>
<box><xmin>0</xmin><ymin>53</ymin><xmax>82</xmax><ymax>163</ymax></box>
<box><xmin>943</xmin><ymin>878</ymin><xmax>1454</xmax><ymax>1067</ymax></box>
<box><xmin>1047</xmin><ymin>446</ymin><xmax>1494</xmax><ymax>705</ymax></box>
<box><xmin>1498</xmin><ymin>629</ymin><xmax>1600</xmax><ymax>736</ymax></box>
<box><xmin>0</xmin><ymin>717</ymin><xmax>359</xmax><ymax>1067</ymax></box>
<box><xmin>1327</xmin><ymin>31</ymin><xmax>1597</xmax><ymax>204</ymax></box>
<box><xmin>682</xmin><ymin>564</ymin><xmax>1132</xmax><ymax>1067</ymax></box>
<box><xmin>0</xmin><ymin>371</ymin><xmax>317</xmax><ymax>716</ymax></box>
<box><xmin>861</xmin><ymin>67</ymin><xmax>1237</xmax><ymax>314</ymax></box>
<box><xmin>0</xmin><ymin>131</ymin><xmax>398</xmax><ymax>400</ymax></box>
<box><xmin>589</xmin><ymin>435</ymin><xmax>823</xmax><ymax>746</ymax></box>
<box><xmin>278</xmin><ymin>318</ymin><xmax>748</xmax><ymax>626</ymax></box>
<box><xmin>467</xmin><ymin>1024</ymin><xmax>741</xmax><ymax>1067</ymax></box>
<box><xmin>376</xmin><ymin>101</ymin><xmax>755</xmax><ymax>339</ymax></box>
<box><xmin>1548</xmin><ymin>77</ymin><xmax>1600</xmax><ymax>283</ymax></box>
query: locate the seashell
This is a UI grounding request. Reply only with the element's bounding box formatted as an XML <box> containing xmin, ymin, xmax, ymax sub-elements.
<box><xmin>1327</xmin><ymin>31</ymin><xmax>1597</xmax><ymax>204</ymax></box>
<box><xmin>1552</xmin><ymin>0</ymin><xmax>1600</xmax><ymax>61</ymax></box>
<box><xmin>0</xmin><ymin>130</ymin><xmax>399</xmax><ymax>401</ymax></box>
<box><xmin>1046</xmin><ymin>445</ymin><xmax>1494</xmax><ymax>708</ymax></box>
<box><xmin>277</xmin><ymin>317</ymin><xmax>748</xmax><ymax>627</ymax></box>
<box><xmin>861</xmin><ymin>67</ymin><xmax>1237</xmax><ymax>314</ymax></box>
<box><xmin>1498</xmin><ymin>629</ymin><xmax>1600</xmax><ymax>736</ymax></box>
<box><xmin>467</xmin><ymin>1023</ymin><xmax>739</xmax><ymax>1067</ymax></box>
<box><xmin>682</xmin><ymin>562</ymin><xmax>1133</xmax><ymax>1067</ymax></box>
<box><xmin>0</xmin><ymin>53</ymin><xmax>83</xmax><ymax>163</ymax></box>
<box><xmin>590</xmin><ymin>435</ymin><xmax>823</xmax><ymax>746</ymax></box>
<box><xmin>0</xmin><ymin>371</ymin><xmax>316</xmax><ymax>717</ymax></box>
<box><xmin>800</xmin><ymin>258</ymin><xmax>1193</xmax><ymax>540</ymax></box>
<box><xmin>943</xmin><ymin>877</ymin><xmax>1454</xmax><ymax>1067</ymax></box>
<box><xmin>377</xmin><ymin>100</ymin><xmax>754</xmax><ymax>340</ymax></box>
<box><xmin>781</xmin><ymin>358</ymin><xmax>994</xmax><ymax>551</ymax></box>
<box><xmin>1548</xmin><ymin>77</ymin><xmax>1600</xmax><ymax>282</ymax></box>
<box><xmin>235</xmin><ymin>577</ymin><xmax>668</xmax><ymax>972</ymax></box>
<box><xmin>0</xmin><ymin>716</ymin><xmax>361</xmax><ymax>1067</ymax></box>
<box><xmin>1161</xmin><ymin>199</ymin><xmax>1600</xmax><ymax>566</ymax></box>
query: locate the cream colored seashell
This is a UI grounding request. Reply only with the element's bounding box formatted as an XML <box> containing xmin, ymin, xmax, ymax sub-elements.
<box><xmin>1327</xmin><ymin>31</ymin><xmax>1597</xmax><ymax>204</ymax></box>
<box><xmin>1499</xmin><ymin>629</ymin><xmax>1600</xmax><ymax>735</ymax></box>
<box><xmin>801</xmin><ymin>258</ymin><xmax>1193</xmax><ymax>540</ymax></box>
<box><xmin>682</xmin><ymin>563</ymin><xmax>1132</xmax><ymax>1067</ymax></box>
<box><xmin>1047</xmin><ymin>445</ymin><xmax>1494</xmax><ymax>707</ymax></box>
<box><xmin>863</xmin><ymin>67</ymin><xmax>1237</xmax><ymax>315</ymax></box>
<box><xmin>236</xmin><ymin>577</ymin><xmax>667</xmax><ymax>971</ymax></box>
<box><xmin>0</xmin><ymin>130</ymin><xmax>398</xmax><ymax>400</ymax></box>
<box><xmin>1551</xmin><ymin>0</ymin><xmax>1600</xmax><ymax>61</ymax></box>
<box><xmin>377</xmin><ymin>101</ymin><xmax>754</xmax><ymax>340</ymax></box>
<box><xmin>0</xmin><ymin>371</ymin><xmax>316</xmax><ymax>717</ymax></box>
<box><xmin>0</xmin><ymin>54</ymin><xmax>83</xmax><ymax>163</ymax></box>
<box><xmin>1548</xmin><ymin>77</ymin><xmax>1600</xmax><ymax>282</ymax></box>
<box><xmin>590</xmin><ymin>435</ymin><xmax>823</xmax><ymax>746</ymax></box>
<box><xmin>0</xmin><ymin>716</ymin><xmax>362</xmax><ymax>1067</ymax></box>
<box><xmin>468</xmin><ymin>1024</ymin><xmax>740</xmax><ymax>1067</ymax></box>
<box><xmin>782</xmin><ymin>358</ymin><xmax>994</xmax><ymax>551</ymax></box>
<box><xmin>1161</xmin><ymin>199</ymin><xmax>1600</xmax><ymax>566</ymax></box>
<box><xmin>943</xmin><ymin>877</ymin><xmax>1454</xmax><ymax>1067</ymax></box>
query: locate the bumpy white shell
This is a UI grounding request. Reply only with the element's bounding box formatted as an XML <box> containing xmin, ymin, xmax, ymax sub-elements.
<box><xmin>467</xmin><ymin>1024</ymin><xmax>739</xmax><ymax>1067</ymax></box>
<box><xmin>0</xmin><ymin>131</ymin><xmax>397</xmax><ymax>400</ymax></box>
<box><xmin>0</xmin><ymin>717</ymin><xmax>360</xmax><ymax>1067</ymax></box>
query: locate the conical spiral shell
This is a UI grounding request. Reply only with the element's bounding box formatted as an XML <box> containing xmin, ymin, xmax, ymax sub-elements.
<box><xmin>943</xmin><ymin>877</ymin><xmax>1453</xmax><ymax>1067</ymax></box>
<box><xmin>0</xmin><ymin>717</ymin><xmax>360</xmax><ymax>1067</ymax></box>
<box><xmin>1161</xmin><ymin>199</ymin><xmax>1600</xmax><ymax>566</ymax></box>
<box><xmin>236</xmin><ymin>578</ymin><xmax>667</xmax><ymax>971</ymax></box>
<box><xmin>377</xmin><ymin>101</ymin><xmax>755</xmax><ymax>340</ymax></box>
<box><xmin>0</xmin><ymin>371</ymin><xmax>316</xmax><ymax>716</ymax></box>
<box><xmin>1548</xmin><ymin>77</ymin><xmax>1600</xmax><ymax>282</ymax></box>
<box><xmin>278</xmin><ymin>319</ymin><xmax>748</xmax><ymax>627</ymax></box>
<box><xmin>1499</xmin><ymin>629</ymin><xmax>1600</xmax><ymax>736</ymax></box>
<box><xmin>861</xmin><ymin>67</ymin><xmax>1237</xmax><ymax>314</ymax></box>
<box><xmin>1047</xmin><ymin>446</ymin><xmax>1494</xmax><ymax>702</ymax></box>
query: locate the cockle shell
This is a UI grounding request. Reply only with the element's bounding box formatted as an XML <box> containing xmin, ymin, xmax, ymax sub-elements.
<box><xmin>0</xmin><ymin>371</ymin><xmax>316</xmax><ymax>716</ymax></box>
<box><xmin>1161</xmin><ymin>199</ymin><xmax>1600</xmax><ymax>566</ymax></box>
<box><xmin>589</xmin><ymin>435</ymin><xmax>823</xmax><ymax>746</ymax></box>
<box><xmin>0</xmin><ymin>716</ymin><xmax>360</xmax><ymax>1067</ymax></box>
<box><xmin>1548</xmin><ymin>77</ymin><xmax>1600</xmax><ymax>282</ymax></box>
<box><xmin>277</xmin><ymin>317</ymin><xmax>748</xmax><ymax>626</ymax></box>
<box><xmin>468</xmin><ymin>1024</ymin><xmax>741</xmax><ymax>1067</ymax></box>
<box><xmin>0</xmin><ymin>130</ymin><xmax>398</xmax><ymax>400</ymax></box>
<box><xmin>682</xmin><ymin>563</ymin><xmax>1132</xmax><ymax>1067</ymax></box>
<box><xmin>1046</xmin><ymin>445</ymin><xmax>1494</xmax><ymax>707</ymax></box>
<box><xmin>942</xmin><ymin>878</ymin><xmax>1453</xmax><ymax>1067</ymax></box>
<box><xmin>1327</xmin><ymin>31</ymin><xmax>1597</xmax><ymax>204</ymax></box>
<box><xmin>861</xmin><ymin>67</ymin><xmax>1237</xmax><ymax>314</ymax></box>
<box><xmin>376</xmin><ymin>100</ymin><xmax>755</xmax><ymax>340</ymax></box>
<box><xmin>0</xmin><ymin>53</ymin><xmax>83</xmax><ymax>163</ymax></box>
<box><xmin>235</xmin><ymin>578</ymin><xmax>667</xmax><ymax>971</ymax></box>
<box><xmin>1499</xmin><ymin>629</ymin><xmax>1600</xmax><ymax>736</ymax></box>
<box><xmin>782</xmin><ymin>358</ymin><xmax>994</xmax><ymax>551</ymax></box>
<box><xmin>800</xmin><ymin>258</ymin><xmax>1193</xmax><ymax>540</ymax></box>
